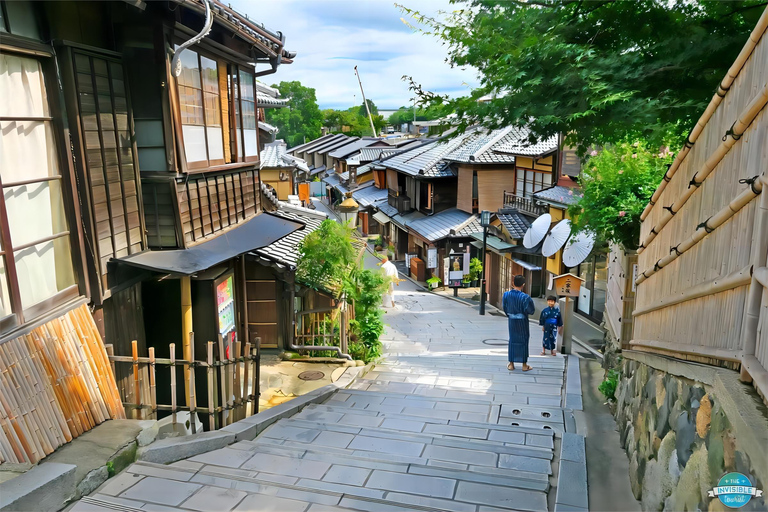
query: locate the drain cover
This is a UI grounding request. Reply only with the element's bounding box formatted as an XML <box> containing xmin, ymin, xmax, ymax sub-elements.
<box><xmin>482</xmin><ymin>339</ymin><xmax>508</xmax><ymax>346</ymax></box>
<box><xmin>298</xmin><ymin>371</ymin><xmax>325</xmax><ymax>381</ymax></box>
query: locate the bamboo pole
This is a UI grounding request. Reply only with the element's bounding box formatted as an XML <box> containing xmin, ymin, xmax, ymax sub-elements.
<box><xmin>188</xmin><ymin>334</ymin><xmax>197</xmax><ymax>434</ymax></box>
<box><xmin>636</xmin><ymin>175</ymin><xmax>765</xmax><ymax>285</ymax></box>
<box><xmin>639</xmin><ymin>85</ymin><xmax>768</xmax><ymax>253</ymax></box>
<box><xmin>242</xmin><ymin>341</ymin><xmax>251</xmax><ymax>416</ymax></box>
<box><xmin>105</xmin><ymin>345</ymin><xmax>117</xmax><ymax>391</ymax></box>
<box><xmin>148</xmin><ymin>348</ymin><xmax>157</xmax><ymax>420</ymax></box>
<box><xmin>251</xmin><ymin>340</ymin><xmax>260</xmax><ymax>415</ymax></box>
<box><xmin>226</xmin><ymin>337</ymin><xmax>234</xmax><ymax>425</ymax></box>
<box><xmin>131</xmin><ymin>341</ymin><xmax>140</xmax><ymax>420</ymax></box>
<box><xmin>233</xmin><ymin>341</ymin><xmax>242</xmax><ymax>422</ymax></box>
<box><xmin>217</xmin><ymin>335</ymin><xmax>227</xmax><ymax>426</ymax></box>
<box><xmin>207</xmin><ymin>342</ymin><xmax>216</xmax><ymax>431</ymax></box>
<box><xmin>181</xmin><ymin>277</ymin><xmax>193</xmax><ymax>407</ymax></box>
<box><xmin>630</xmin><ymin>339</ymin><xmax>741</xmax><ymax>362</ymax></box>
<box><xmin>640</xmin><ymin>7</ymin><xmax>768</xmax><ymax>222</ymax></box>
<box><xmin>170</xmin><ymin>343</ymin><xmax>177</xmax><ymax>427</ymax></box>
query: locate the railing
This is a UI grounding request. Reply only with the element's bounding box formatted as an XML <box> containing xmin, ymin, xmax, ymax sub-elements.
<box><xmin>106</xmin><ymin>333</ymin><xmax>261</xmax><ymax>432</ymax></box>
<box><xmin>295</xmin><ymin>305</ymin><xmax>351</xmax><ymax>356</ymax></box>
<box><xmin>503</xmin><ymin>192</ymin><xmax>547</xmax><ymax>216</ymax></box>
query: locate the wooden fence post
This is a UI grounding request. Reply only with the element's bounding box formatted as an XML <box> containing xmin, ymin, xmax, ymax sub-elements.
<box><xmin>170</xmin><ymin>343</ymin><xmax>177</xmax><ymax>427</ymax></box>
<box><xmin>188</xmin><ymin>333</ymin><xmax>197</xmax><ymax>434</ymax></box>
<box><xmin>206</xmin><ymin>342</ymin><xmax>215</xmax><ymax>431</ymax></box>
<box><xmin>148</xmin><ymin>347</ymin><xmax>157</xmax><ymax>419</ymax></box>
<box><xmin>234</xmin><ymin>341</ymin><xmax>242</xmax><ymax>421</ymax></box>
<box><xmin>217</xmin><ymin>335</ymin><xmax>227</xmax><ymax>426</ymax></box>
<box><xmin>243</xmin><ymin>341</ymin><xmax>251</xmax><ymax>416</ymax></box>
<box><xmin>131</xmin><ymin>340</ymin><xmax>140</xmax><ymax>420</ymax></box>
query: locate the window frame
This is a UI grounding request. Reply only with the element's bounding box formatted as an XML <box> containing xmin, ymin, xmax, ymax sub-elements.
<box><xmin>229</xmin><ymin>64</ymin><xmax>259</xmax><ymax>164</ymax></box>
<box><xmin>516</xmin><ymin>167</ymin><xmax>553</xmax><ymax>198</ymax></box>
<box><xmin>0</xmin><ymin>44</ymin><xmax>86</xmax><ymax>335</ymax></box>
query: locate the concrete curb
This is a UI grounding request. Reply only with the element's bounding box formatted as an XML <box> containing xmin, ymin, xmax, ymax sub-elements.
<box><xmin>0</xmin><ymin>462</ymin><xmax>77</xmax><ymax>512</ymax></box>
<box><xmin>555</xmin><ymin>433</ymin><xmax>589</xmax><ymax>511</ymax></box>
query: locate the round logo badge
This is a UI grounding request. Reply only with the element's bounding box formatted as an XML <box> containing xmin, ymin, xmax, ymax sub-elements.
<box><xmin>708</xmin><ymin>472</ymin><xmax>762</xmax><ymax>509</ymax></box>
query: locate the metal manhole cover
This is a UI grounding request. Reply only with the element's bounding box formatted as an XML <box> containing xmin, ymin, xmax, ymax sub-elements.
<box><xmin>298</xmin><ymin>371</ymin><xmax>325</xmax><ymax>381</ymax></box>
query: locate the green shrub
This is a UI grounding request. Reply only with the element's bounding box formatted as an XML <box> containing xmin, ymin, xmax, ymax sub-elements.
<box><xmin>599</xmin><ymin>369</ymin><xmax>620</xmax><ymax>400</ymax></box>
<box><xmin>469</xmin><ymin>257</ymin><xmax>483</xmax><ymax>281</ymax></box>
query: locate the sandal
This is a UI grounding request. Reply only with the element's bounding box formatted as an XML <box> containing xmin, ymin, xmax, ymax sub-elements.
<box><xmin>540</xmin><ymin>351</ymin><xmax>546</xmax><ymax>356</ymax></box>
<box><xmin>507</xmin><ymin>363</ymin><xmax>515</xmax><ymax>371</ymax></box>
<box><xmin>522</xmin><ymin>364</ymin><xmax>533</xmax><ymax>372</ymax></box>
<box><xmin>551</xmin><ymin>350</ymin><xmax>557</xmax><ymax>356</ymax></box>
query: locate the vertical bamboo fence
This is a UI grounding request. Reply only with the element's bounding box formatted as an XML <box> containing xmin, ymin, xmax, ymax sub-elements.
<box><xmin>632</xmin><ymin>6</ymin><xmax>768</xmax><ymax>401</ymax></box>
<box><xmin>294</xmin><ymin>303</ymin><xmax>352</xmax><ymax>356</ymax></box>
<box><xmin>106</xmin><ymin>335</ymin><xmax>261</xmax><ymax>431</ymax></box>
<box><xmin>0</xmin><ymin>304</ymin><xmax>124</xmax><ymax>465</ymax></box>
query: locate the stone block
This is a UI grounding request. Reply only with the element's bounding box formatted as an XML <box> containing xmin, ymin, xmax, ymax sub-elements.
<box><xmin>0</xmin><ymin>462</ymin><xmax>77</xmax><ymax>512</ymax></box>
<box><xmin>455</xmin><ymin>480</ymin><xmax>548</xmax><ymax>511</ymax></box>
<box><xmin>137</xmin><ymin>431</ymin><xmax>235</xmax><ymax>464</ymax></box>
<box><xmin>120</xmin><ymin>476</ymin><xmax>200</xmax><ymax>506</ymax></box>
<box><xmin>322</xmin><ymin>465</ymin><xmax>371</xmax><ymax>487</ymax></box>
<box><xmin>180</xmin><ymin>485</ymin><xmax>246</xmax><ymax>511</ymax></box>
<box><xmin>76</xmin><ymin>466</ymin><xmax>109</xmax><ymax>497</ymax></box>
<box><xmin>560</xmin><ymin>433</ymin><xmax>585</xmax><ymax>463</ymax></box>
<box><xmin>136</xmin><ymin>420</ymin><xmax>159</xmax><ymax>447</ymax></box>
<box><xmin>555</xmin><ymin>460</ymin><xmax>588</xmax><ymax>509</ymax></box>
<box><xmin>220</xmin><ymin>420</ymin><xmax>259</xmax><ymax>442</ymax></box>
<box><xmin>366</xmin><ymin>470</ymin><xmax>456</xmax><ymax>498</ymax></box>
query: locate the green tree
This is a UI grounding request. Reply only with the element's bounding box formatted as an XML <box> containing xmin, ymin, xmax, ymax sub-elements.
<box><xmin>265</xmin><ymin>81</ymin><xmax>323</xmax><ymax>147</ymax></box>
<box><xmin>399</xmin><ymin>0</ymin><xmax>764</xmax><ymax>153</ymax></box>
<box><xmin>568</xmin><ymin>141</ymin><xmax>675</xmax><ymax>250</ymax></box>
<box><xmin>357</xmin><ymin>99</ymin><xmax>379</xmax><ymax>118</ymax></box>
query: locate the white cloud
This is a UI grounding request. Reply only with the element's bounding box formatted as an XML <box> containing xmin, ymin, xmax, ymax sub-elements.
<box><xmin>229</xmin><ymin>0</ymin><xmax>479</xmax><ymax>109</ymax></box>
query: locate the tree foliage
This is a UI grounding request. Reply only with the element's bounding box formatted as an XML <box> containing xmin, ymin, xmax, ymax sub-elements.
<box><xmin>387</xmin><ymin>103</ymin><xmax>452</xmax><ymax>127</ymax></box>
<box><xmin>265</xmin><ymin>81</ymin><xmax>323</xmax><ymax>147</ymax></box>
<box><xmin>568</xmin><ymin>141</ymin><xmax>675</xmax><ymax>250</ymax></box>
<box><xmin>323</xmin><ymin>101</ymin><xmax>386</xmax><ymax>136</ymax></box>
<box><xmin>399</xmin><ymin>0</ymin><xmax>765</xmax><ymax>153</ymax></box>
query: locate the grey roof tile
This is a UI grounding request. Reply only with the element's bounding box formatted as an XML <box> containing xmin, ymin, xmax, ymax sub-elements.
<box><xmin>288</xmin><ymin>134</ymin><xmax>337</xmax><ymax>154</ymax></box>
<box><xmin>328</xmin><ymin>139</ymin><xmax>379</xmax><ymax>159</ymax></box>
<box><xmin>405</xmin><ymin>208</ymin><xmax>479</xmax><ymax>242</ymax></box>
<box><xmin>533</xmin><ymin>185</ymin><xmax>583</xmax><ymax>206</ymax></box>
<box><xmin>315</xmin><ymin>135</ymin><xmax>359</xmax><ymax>155</ymax></box>
<box><xmin>374</xmin><ymin>199</ymin><xmax>398</xmax><ymax>218</ymax></box>
<box><xmin>382</xmin><ymin>132</ymin><xmax>481</xmax><ymax>177</ymax></box>
<box><xmin>253</xmin><ymin>205</ymin><xmax>328</xmax><ymax>269</ymax></box>
<box><xmin>257</xmin><ymin>93</ymin><xmax>288</xmax><ymax>108</ymax></box>
<box><xmin>494</xmin><ymin>127</ymin><xmax>559</xmax><ymax>157</ymax></box>
<box><xmin>497</xmin><ymin>210</ymin><xmax>532</xmax><ymax>239</ymax></box>
<box><xmin>260</xmin><ymin>141</ymin><xmax>309</xmax><ymax>171</ymax></box>
<box><xmin>352</xmin><ymin>185</ymin><xmax>387</xmax><ymax>207</ymax></box>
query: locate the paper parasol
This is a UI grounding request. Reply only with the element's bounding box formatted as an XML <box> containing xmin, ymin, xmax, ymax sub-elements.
<box><xmin>523</xmin><ymin>213</ymin><xmax>552</xmax><ymax>248</ymax></box>
<box><xmin>542</xmin><ymin>219</ymin><xmax>572</xmax><ymax>257</ymax></box>
<box><xmin>562</xmin><ymin>230</ymin><xmax>596</xmax><ymax>267</ymax></box>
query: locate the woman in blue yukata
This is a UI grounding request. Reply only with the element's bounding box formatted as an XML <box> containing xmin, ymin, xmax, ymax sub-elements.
<box><xmin>539</xmin><ymin>295</ymin><xmax>563</xmax><ymax>356</ymax></box>
<box><xmin>502</xmin><ymin>275</ymin><xmax>536</xmax><ymax>371</ymax></box>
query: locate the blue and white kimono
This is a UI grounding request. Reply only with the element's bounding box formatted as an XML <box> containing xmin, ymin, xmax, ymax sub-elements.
<box><xmin>502</xmin><ymin>289</ymin><xmax>535</xmax><ymax>364</ymax></box>
<box><xmin>539</xmin><ymin>306</ymin><xmax>563</xmax><ymax>351</ymax></box>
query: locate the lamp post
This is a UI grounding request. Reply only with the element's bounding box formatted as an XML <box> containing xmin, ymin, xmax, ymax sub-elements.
<box><xmin>479</xmin><ymin>210</ymin><xmax>490</xmax><ymax>316</ymax></box>
<box><xmin>338</xmin><ymin>193</ymin><xmax>359</xmax><ymax>228</ymax></box>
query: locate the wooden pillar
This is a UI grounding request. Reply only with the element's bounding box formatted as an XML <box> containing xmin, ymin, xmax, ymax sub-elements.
<box><xmin>181</xmin><ymin>276</ymin><xmax>193</xmax><ymax>406</ymax></box>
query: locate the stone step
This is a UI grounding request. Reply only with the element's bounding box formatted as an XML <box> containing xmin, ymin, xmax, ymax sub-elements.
<box><xmin>303</xmin><ymin>403</ymin><xmax>558</xmax><ymax>445</ymax></box>
<box><xmin>346</xmin><ymin>379</ymin><xmax>564</xmax><ymax>407</ymax></box>
<box><xmin>361</xmin><ymin>374</ymin><xmax>564</xmax><ymax>397</ymax></box>
<box><xmin>232</xmin><ymin>439</ymin><xmax>551</xmax><ymax>493</ymax></box>
<box><xmin>256</xmin><ymin>417</ymin><xmax>555</xmax><ymax>474</ymax></box>
<box><xmin>369</xmin><ymin>367</ymin><xmax>565</xmax><ymax>386</ymax></box>
<box><xmin>324</xmin><ymin>388</ymin><xmax>566</xmax><ymax>431</ymax></box>
<box><xmin>377</xmin><ymin>362</ymin><xmax>566</xmax><ymax>376</ymax></box>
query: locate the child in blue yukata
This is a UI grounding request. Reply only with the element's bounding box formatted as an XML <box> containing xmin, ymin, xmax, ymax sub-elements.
<box><xmin>539</xmin><ymin>295</ymin><xmax>563</xmax><ymax>356</ymax></box>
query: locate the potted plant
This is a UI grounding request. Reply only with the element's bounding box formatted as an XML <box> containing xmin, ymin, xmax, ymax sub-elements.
<box><xmin>469</xmin><ymin>257</ymin><xmax>483</xmax><ymax>286</ymax></box>
<box><xmin>426</xmin><ymin>276</ymin><xmax>442</xmax><ymax>290</ymax></box>
<box><xmin>461</xmin><ymin>275</ymin><xmax>472</xmax><ymax>288</ymax></box>
<box><xmin>387</xmin><ymin>243</ymin><xmax>396</xmax><ymax>261</ymax></box>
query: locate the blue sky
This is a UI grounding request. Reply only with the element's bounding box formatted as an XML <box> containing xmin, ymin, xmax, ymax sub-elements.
<box><xmin>230</xmin><ymin>0</ymin><xmax>479</xmax><ymax>110</ymax></box>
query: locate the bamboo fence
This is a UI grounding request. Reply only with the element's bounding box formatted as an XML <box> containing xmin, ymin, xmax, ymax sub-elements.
<box><xmin>632</xmin><ymin>7</ymin><xmax>768</xmax><ymax>399</ymax></box>
<box><xmin>0</xmin><ymin>304</ymin><xmax>124</xmax><ymax>465</ymax></box>
<box><xmin>106</xmin><ymin>335</ymin><xmax>261</xmax><ymax>431</ymax></box>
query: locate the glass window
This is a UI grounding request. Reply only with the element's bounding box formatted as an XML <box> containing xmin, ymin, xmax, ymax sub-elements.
<box><xmin>236</xmin><ymin>68</ymin><xmax>258</xmax><ymax>160</ymax></box>
<box><xmin>0</xmin><ymin>53</ymin><xmax>76</xmax><ymax>324</ymax></box>
<box><xmin>175</xmin><ymin>48</ymin><xmax>225</xmax><ymax>169</ymax></box>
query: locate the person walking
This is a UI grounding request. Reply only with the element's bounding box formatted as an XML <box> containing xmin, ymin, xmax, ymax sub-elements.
<box><xmin>539</xmin><ymin>295</ymin><xmax>563</xmax><ymax>356</ymax></box>
<box><xmin>380</xmin><ymin>254</ymin><xmax>399</xmax><ymax>308</ymax></box>
<box><xmin>503</xmin><ymin>275</ymin><xmax>535</xmax><ymax>371</ymax></box>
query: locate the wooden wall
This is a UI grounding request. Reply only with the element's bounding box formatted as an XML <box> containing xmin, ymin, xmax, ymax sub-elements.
<box><xmin>478</xmin><ymin>170</ymin><xmax>516</xmax><ymax>213</ymax></box>
<box><xmin>634</xmin><ymin>16</ymin><xmax>768</xmax><ymax>365</ymax></box>
<box><xmin>457</xmin><ymin>166</ymin><xmax>473</xmax><ymax>213</ymax></box>
<box><xmin>604</xmin><ymin>244</ymin><xmax>637</xmax><ymax>349</ymax></box>
<box><xmin>0</xmin><ymin>304</ymin><xmax>124</xmax><ymax>464</ymax></box>
<box><xmin>176</xmin><ymin>169</ymin><xmax>260</xmax><ymax>246</ymax></box>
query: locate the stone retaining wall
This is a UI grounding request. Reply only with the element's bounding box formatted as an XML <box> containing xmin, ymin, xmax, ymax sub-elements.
<box><xmin>614</xmin><ymin>356</ymin><xmax>767</xmax><ymax>511</ymax></box>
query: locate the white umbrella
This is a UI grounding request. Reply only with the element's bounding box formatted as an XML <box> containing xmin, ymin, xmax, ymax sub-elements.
<box><xmin>523</xmin><ymin>213</ymin><xmax>552</xmax><ymax>248</ymax></box>
<box><xmin>542</xmin><ymin>219</ymin><xmax>572</xmax><ymax>257</ymax></box>
<box><xmin>563</xmin><ymin>230</ymin><xmax>596</xmax><ymax>267</ymax></box>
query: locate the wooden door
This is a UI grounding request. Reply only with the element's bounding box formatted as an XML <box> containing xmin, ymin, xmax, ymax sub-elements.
<box><xmin>246</xmin><ymin>278</ymin><xmax>279</xmax><ymax>348</ymax></box>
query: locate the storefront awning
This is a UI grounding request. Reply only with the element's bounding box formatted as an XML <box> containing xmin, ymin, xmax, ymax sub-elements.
<box><xmin>511</xmin><ymin>258</ymin><xmax>542</xmax><ymax>271</ymax></box>
<box><xmin>373</xmin><ymin>211</ymin><xmax>391</xmax><ymax>224</ymax></box>
<box><xmin>116</xmin><ymin>214</ymin><xmax>304</xmax><ymax>275</ymax></box>
<box><xmin>469</xmin><ymin>232</ymin><xmax>515</xmax><ymax>253</ymax></box>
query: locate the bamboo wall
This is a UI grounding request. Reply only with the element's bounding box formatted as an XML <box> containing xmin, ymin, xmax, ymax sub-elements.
<box><xmin>605</xmin><ymin>244</ymin><xmax>637</xmax><ymax>348</ymax></box>
<box><xmin>634</xmin><ymin>13</ymin><xmax>768</xmax><ymax>368</ymax></box>
<box><xmin>0</xmin><ymin>304</ymin><xmax>124</xmax><ymax>465</ymax></box>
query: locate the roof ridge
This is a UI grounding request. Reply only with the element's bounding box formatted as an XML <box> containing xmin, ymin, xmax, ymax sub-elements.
<box><xmin>470</xmin><ymin>126</ymin><xmax>514</xmax><ymax>161</ymax></box>
<box><xmin>276</xmin><ymin>202</ymin><xmax>329</xmax><ymax>219</ymax></box>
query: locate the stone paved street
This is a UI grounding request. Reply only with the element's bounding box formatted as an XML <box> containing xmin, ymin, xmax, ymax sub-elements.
<box><xmin>71</xmin><ymin>282</ymin><xmax>586</xmax><ymax>512</ymax></box>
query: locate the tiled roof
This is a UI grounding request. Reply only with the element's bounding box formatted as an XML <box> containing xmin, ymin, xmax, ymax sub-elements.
<box><xmin>443</xmin><ymin>127</ymin><xmax>516</xmax><ymax>164</ymax></box>
<box><xmin>253</xmin><ymin>205</ymin><xmax>328</xmax><ymax>269</ymax></box>
<box><xmin>405</xmin><ymin>208</ymin><xmax>479</xmax><ymax>242</ymax></box>
<box><xmin>322</xmin><ymin>173</ymin><xmax>341</xmax><ymax>188</ymax></box>
<box><xmin>260</xmin><ymin>141</ymin><xmax>309</xmax><ymax>171</ymax></box>
<box><xmin>309</xmin><ymin>165</ymin><xmax>326</xmax><ymax>176</ymax></box>
<box><xmin>258</xmin><ymin>121</ymin><xmax>278</xmax><ymax>135</ymax></box>
<box><xmin>257</xmin><ymin>93</ymin><xmax>288</xmax><ymax>108</ymax></box>
<box><xmin>497</xmin><ymin>210</ymin><xmax>532</xmax><ymax>239</ymax></box>
<box><xmin>316</xmin><ymin>136</ymin><xmax>358</xmax><ymax>155</ymax></box>
<box><xmin>345</xmin><ymin>156</ymin><xmax>361</xmax><ymax>166</ymax></box>
<box><xmin>255</xmin><ymin>82</ymin><xmax>281</xmax><ymax>98</ymax></box>
<box><xmin>328</xmin><ymin>139</ymin><xmax>379</xmax><ymax>159</ymax></box>
<box><xmin>287</xmin><ymin>134</ymin><xmax>337</xmax><ymax>154</ymax></box>
<box><xmin>374</xmin><ymin>199</ymin><xmax>398</xmax><ymax>218</ymax></box>
<box><xmin>352</xmin><ymin>185</ymin><xmax>387</xmax><ymax>208</ymax></box>
<box><xmin>359</xmin><ymin>147</ymin><xmax>388</xmax><ymax>162</ymax></box>
<box><xmin>494</xmin><ymin>126</ymin><xmax>559</xmax><ymax>157</ymax></box>
<box><xmin>260</xmin><ymin>182</ymin><xmax>279</xmax><ymax>208</ymax></box>
<box><xmin>382</xmin><ymin>132</ymin><xmax>480</xmax><ymax>177</ymax></box>
<box><xmin>533</xmin><ymin>185</ymin><xmax>583</xmax><ymax>206</ymax></box>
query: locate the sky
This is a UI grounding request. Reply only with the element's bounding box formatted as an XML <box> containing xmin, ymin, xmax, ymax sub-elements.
<box><xmin>229</xmin><ymin>0</ymin><xmax>479</xmax><ymax>110</ymax></box>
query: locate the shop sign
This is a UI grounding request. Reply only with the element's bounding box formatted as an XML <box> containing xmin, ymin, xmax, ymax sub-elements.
<box><xmin>553</xmin><ymin>273</ymin><xmax>584</xmax><ymax>297</ymax></box>
<box><xmin>427</xmin><ymin>248</ymin><xmax>437</xmax><ymax>269</ymax></box>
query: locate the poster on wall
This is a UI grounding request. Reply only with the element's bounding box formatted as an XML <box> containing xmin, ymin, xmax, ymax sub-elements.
<box><xmin>578</xmin><ymin>286</ymin><xmax>591</xmax><ymax>315</ymax></box>
<box><xmin>427</xmin><ymin>248</ymin><xmax>437</xmax><ymax>269</ymax></box>
<box><xmin>443</xmin><ymin>257</ymin><xmax>450</xmax><ymax>284</ymax></box>
<box><xmin>449</xmin><ymin>254</ymin><xmax>464</xmax><ymax>280</ymax></box>
<box><xmin>217</xmin><ymin>275</ymin><xmax>236</xmax><ymax>342</ymax></box>
<box><xmin>632</xmin><ymin>264</ymin><xmax>638</xmax><ymax>292</ymax></box>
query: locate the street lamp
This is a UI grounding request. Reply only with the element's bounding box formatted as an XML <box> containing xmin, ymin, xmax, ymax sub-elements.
<box><xmin>338</xmin><ymin>193</ymin><xmax>359</xmax><ymax>228</ymax></box>
<box><xmin>479</xmin><ymin>210</ymin><xmax>491</xmax><ymax>316</ymax></box>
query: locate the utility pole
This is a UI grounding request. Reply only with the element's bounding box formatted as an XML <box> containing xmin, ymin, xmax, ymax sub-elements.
<box><xmin>354</xmin><ymin>66</ymin><xmax>377</xmax><ymax>137</ymax></box>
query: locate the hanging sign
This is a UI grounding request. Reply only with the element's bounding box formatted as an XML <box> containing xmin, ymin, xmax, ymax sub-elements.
<box><xmin>449</xmin><ymin>254</ymin><xmax>464</xmax><ymax>280</ymax></box>
<box><xmin>427</xmin><ymin>248</ymin><xmax>437</xmax><ymax>269</ymax></box>
<box><xmin>553</xmin><ymin>273</ymin><xmax>584</xmax><ymax>297</ymax></box>
<box><xmin>632</xmin><ymin>264</ymin><xmax>639</xmax><ymax>292</ymax></box>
